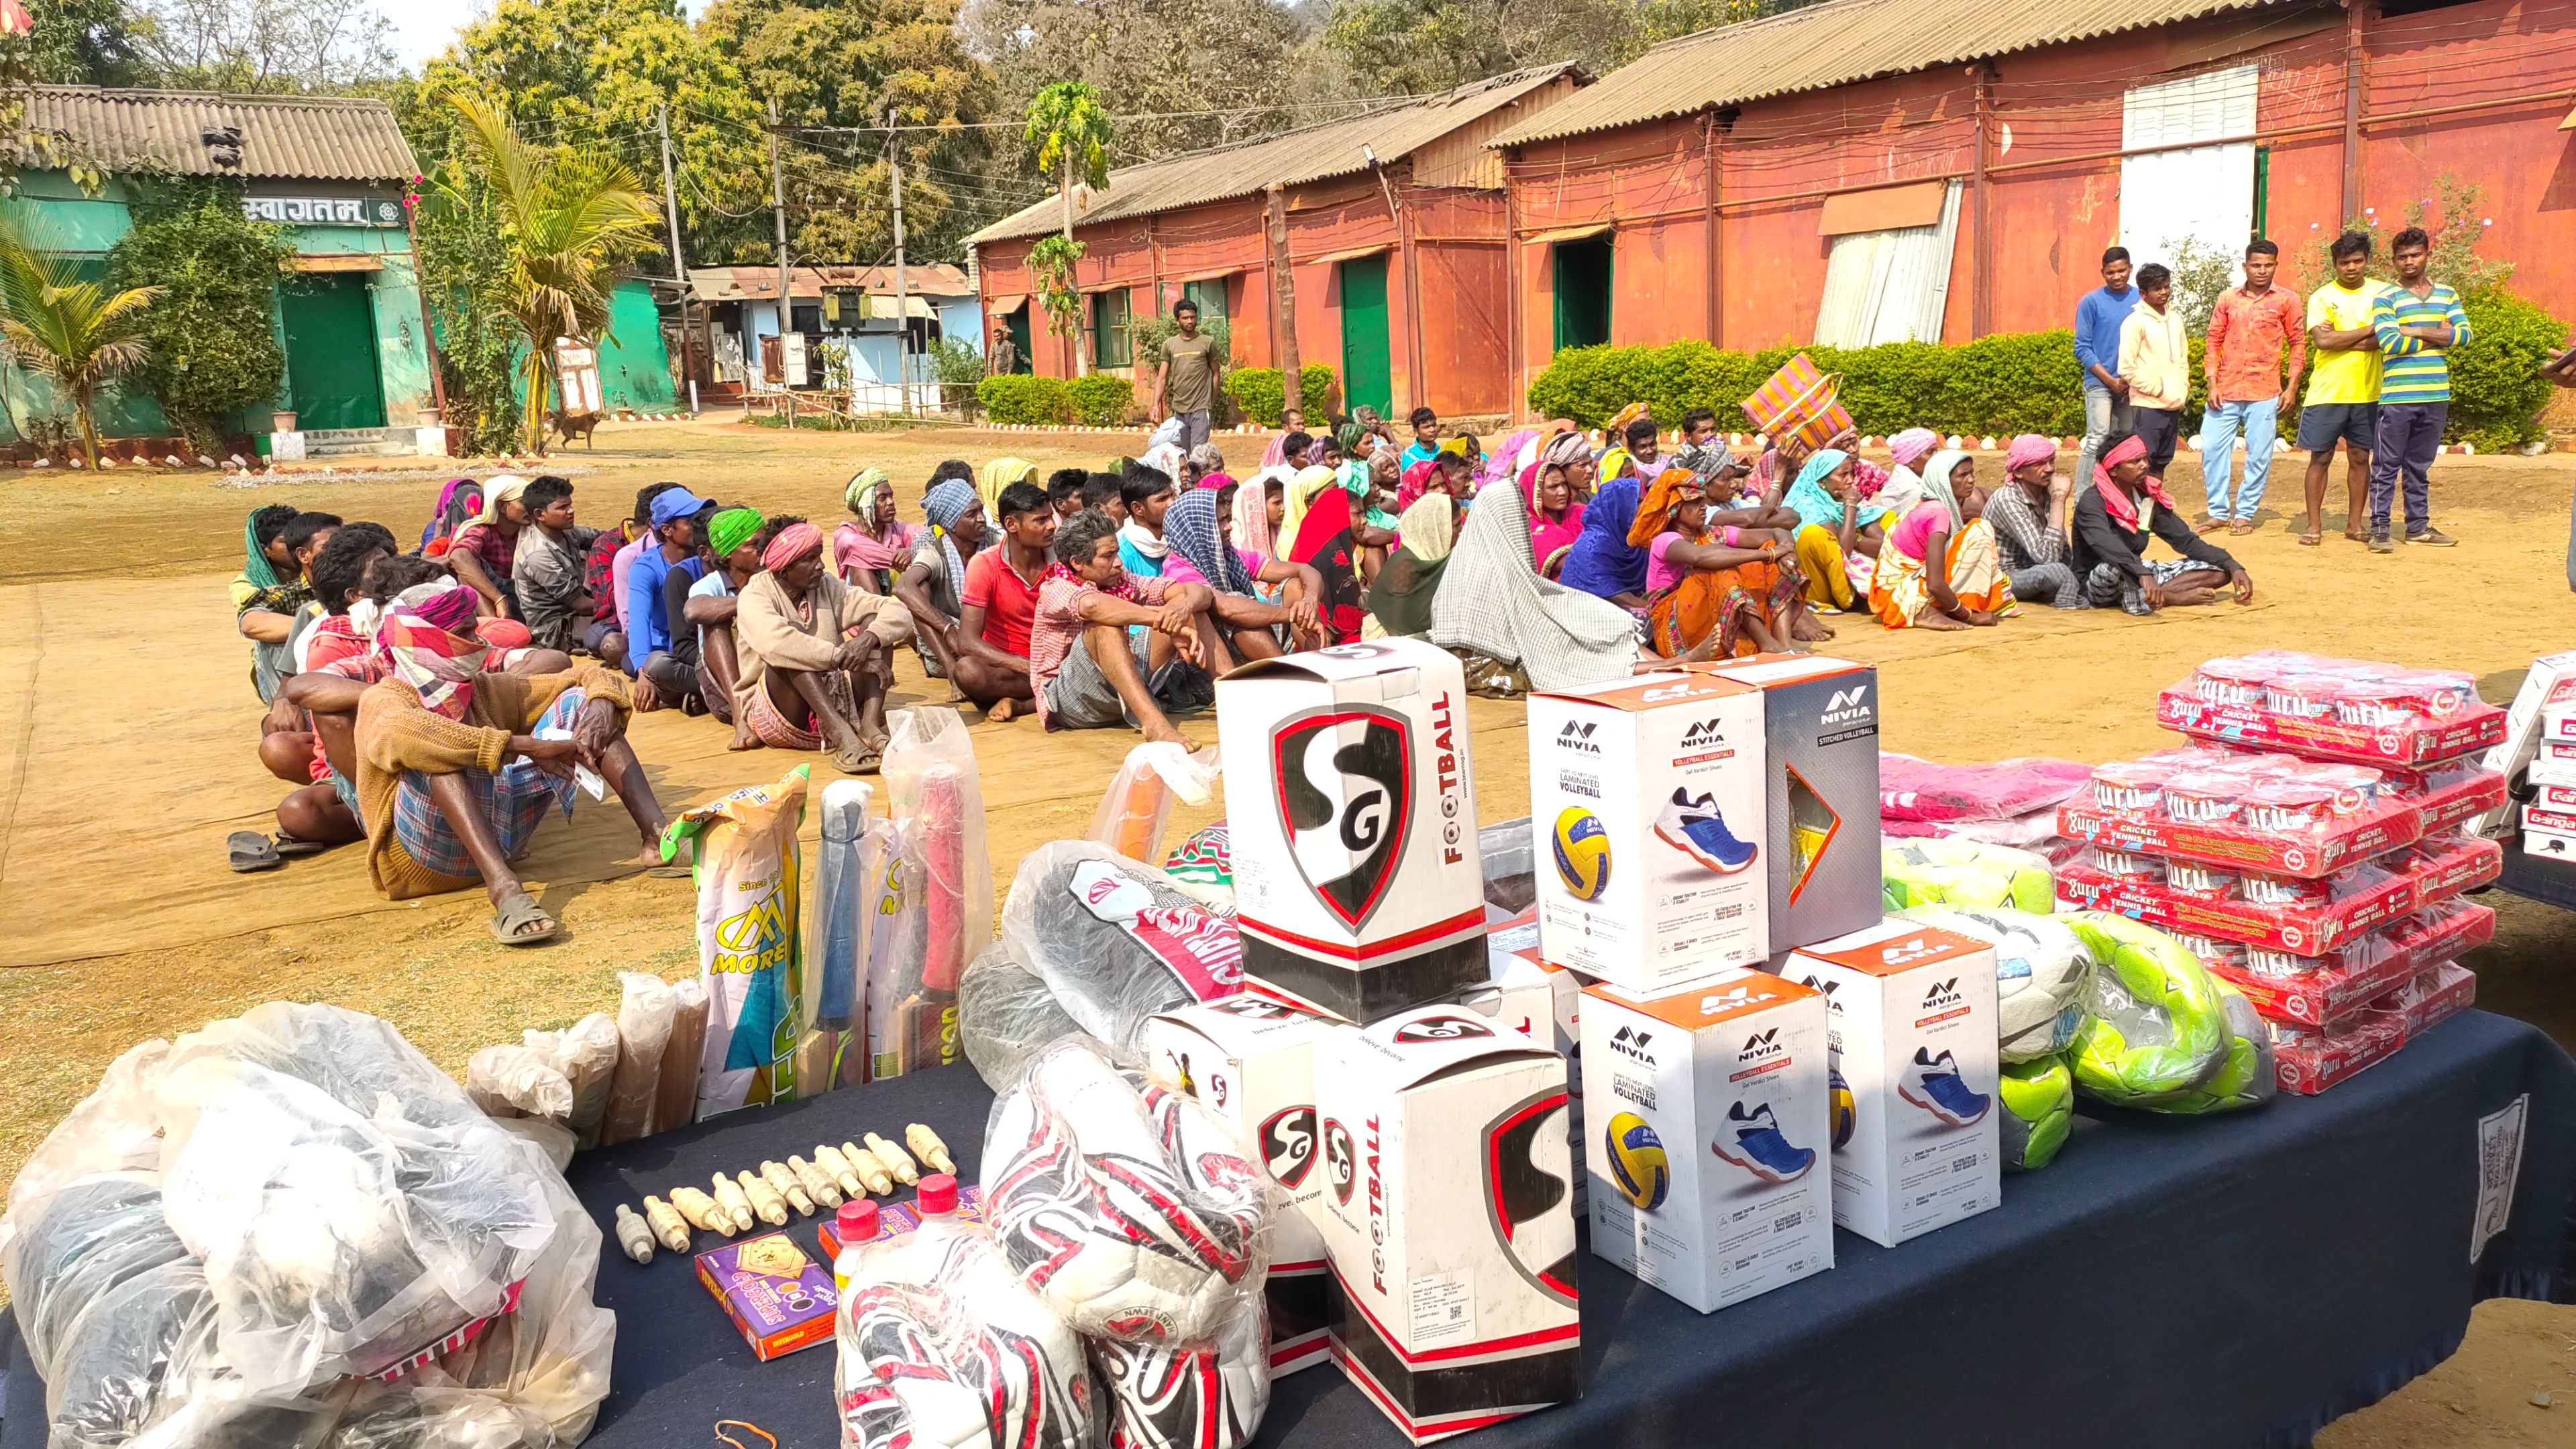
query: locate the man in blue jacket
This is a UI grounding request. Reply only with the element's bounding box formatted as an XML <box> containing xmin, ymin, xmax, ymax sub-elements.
<box><xmin>2072</xmin><ymin>246</ymin><xmax>2136</xmax><ymax>491</ymax></box>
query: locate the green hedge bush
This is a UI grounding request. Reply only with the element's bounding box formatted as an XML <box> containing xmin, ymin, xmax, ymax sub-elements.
<box><xmin>1527</xmin><ymin>293</ymin><xmax>2567</xmax><ymax>449</ymax></box>
<box><xmin>1068</xmin><ymin>373</ymin><xmax>1136</xmax><ymax>428</ymax></box>
<box><xmin>1224</xmin><ymin>365</ymin><xmax>1334</xmax><ymax>427</ymax></box>
<box><xmin>977</xmin><ymin>374</ymin><xmax>1071</xmax><ymax>426</ymax></box>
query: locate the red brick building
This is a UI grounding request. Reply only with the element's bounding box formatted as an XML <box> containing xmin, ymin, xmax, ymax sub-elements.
<box><xmin>1489</xmin><ymin>0</ymin><xmax>2576</xmax><ymax>418</ymax></box>
<box><xmin>967</xmin><ymin>65</ymin><xmax>1588</xmax><ymax>420</ymax></box>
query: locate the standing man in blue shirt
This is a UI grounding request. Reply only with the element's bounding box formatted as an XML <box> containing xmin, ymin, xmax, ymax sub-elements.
<box><xmin>629</xmin><ymin>486</ymin><xmax>712</xmax><ymax>710</ymax></box>
<box><xmin>2072</xmin><ymin>246</ymin><xmax>2136</xmax><ymax>492</ymax></box>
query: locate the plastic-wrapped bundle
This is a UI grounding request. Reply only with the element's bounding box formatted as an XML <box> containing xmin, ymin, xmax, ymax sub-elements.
<box><xmin>835</xmin><ymin>1215</ymin><xmax>1093</xmax><ymax>1449</ymax></box>
<box><xmin>2059</xmin><ymin>912</ymin><xmax>2233</xmax><ymax>1108</ymax></box>
<box><xmin>465</xmin><ymin>1044</ymin><xmax>572</xmax><ymax>1121</ymax></box>
<box><xmin>1996</xmin><ymin>1055</ymin><xmax>2075</xmax><ymax>1172</ymax></box>
<box><xmin>1882</xmin><ymin>837</ymin><xmax>2055</xmax><ymax>913</ymax></box>
<box><xmin>2137</xmin><ymin>983</ymin><xmax>2277</xmax><ymax>1116</ymax></box>
<box><xmin>521</xmin><ymin>1013</ymin><xmax>620</xmax><ymax>1148</ymax></box>
<box><xmin>1087</xmin><ymin>1288</ymin><xmax>1269</xmax><ymax>1449</ymax></box>
<box><xmin>810</xmin><ymin>780</ymin><xmax>875</xmax><ymax>1090</ymax></box>
<box><xmin>982</xmin><ymin>1036</ymin><xmax>1276</xmax><ymax>1344</ymax></box>
<box><xmin>1896</xmin><ymin>906</ymin><xmax>2092</xmax><ymax>1063</ymax></box>
<box><xmin>654</xmin><ymin>978</ymin><xmax>709</xmax><ymax>1132</ymax></box>
<box><xmin>603</xmin><ymin>973</ymin><xmax>678</xmax><ymax>1144</ymax></box>
<box><xmin>862</xmin><ymin>815</ymin><xmax>932</xmax><ymax>1079</ymax></box>
<box><xmin>959</xmin><ymin>941</ymin><xmax>1085</xmax><ymax>1091</ymax></box>
<box><xmin>1879</xmin><ymin>754</ymin><xmax>2093</xmax><ymax>822</ymax></box>
<box><xmin>8</xmin><ymin>1173</ymin><xmax>188</xmax><ymax>1375</ymax></box>
<box><xmin>44</xmin><ymin>1257</ymin><xmax>219</xmax><ymax>1449</ymax></box>
<box><xmin>1090</xmin><ymin>742</ymin><xmax>1220</xmax><ymax>864</ymax></box>
<box><xmin>1002</xmin><ymin>841</ymin><xmax>1246</xmax><ymax>1055</ymax></box>
<box><xmin>885</xmin><ymin>708</ymin><xmax>994</xmax><ymax>1074</ymax></box>
<box><xmin>1479</xmin><ymin>817</ymin><xmax>1537</xmax><ymax>913</ymax></box>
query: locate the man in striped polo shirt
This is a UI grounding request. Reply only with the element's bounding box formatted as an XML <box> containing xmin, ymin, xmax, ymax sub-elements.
<box><xmin>2365</xmin><ymin>227</ymin><xmax>2469</xmax><ymax>551</ymax></box>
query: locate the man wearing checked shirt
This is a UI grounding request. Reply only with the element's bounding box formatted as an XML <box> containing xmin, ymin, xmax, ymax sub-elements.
<box><xmin>2366</xmin><ymin>227</ymin><xmax>2469</xmax><ymax>552</ymax></box>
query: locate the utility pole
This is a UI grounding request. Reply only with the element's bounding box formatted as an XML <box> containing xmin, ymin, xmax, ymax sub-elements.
<box><xmin>1266</xmin><ymin>182</ymin><xmax>1299</xmax><ymax>409</ymax></box>
<box><xmin>887</xmin><ymin>106</ymin><xmax>911</xmax><ymax>417</ymax></box>
<box><xmin>657</xmin><ymin>103</ymin><xmax>698</xmax><ymax>413</ymax></box>
<box><xmin>767</xmin><ymin>97</ymin><xmax>795</xmax><ymax>427</ymax></box>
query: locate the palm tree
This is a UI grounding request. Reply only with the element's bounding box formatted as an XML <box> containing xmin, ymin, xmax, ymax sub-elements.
<box><xmin>0</xmin><ymin>217</ymin><xmax>159</xmax><ymax>468</ymax></box>
<box><xmin>445</xmin><ymin>95</ymin><xmax>662</xmax><ymax>453</ymax></box>
<box><xmin>1024</xmin><ymin>82</ymin><xmax>1112</xmax><ymax>376</ymax></box>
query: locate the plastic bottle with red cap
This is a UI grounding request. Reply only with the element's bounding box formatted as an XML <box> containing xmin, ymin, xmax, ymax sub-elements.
<box><xmin>831</xmin><ymin>1198</ymin><xmax>881</xmax><ymax>1293</ymax></box>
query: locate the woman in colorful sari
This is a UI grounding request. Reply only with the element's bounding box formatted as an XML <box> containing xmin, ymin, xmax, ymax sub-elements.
<box><xmin>1779</xmin><ymin>448</ymin><xmax>1892</xmax><ymax>613</ymax></box>
<box><xmin>1557</xmin><ymin>470</ymin><xmax>1650</xmax><ymax>613</ymax></box>
<box><xmin>1427</xmin><ymin>476</ymin><xmax>1638</xmax><ymax>692</ymax></box>
<box><xmin>1278</xmin><ymin>466</ymin><xmax>1370</xmax><ymax>643</ymax></box>
<box><xmin>1631</xmin><ymin>468</ymin><xmax>1800</xmax><ymax>659</ymax></box>
<box><xmin>1875</xmin><ymin>428</ymin><xmax>1941</xmax><ymax>516</ymax></box>
<box><xmin>1163</xmin><ymin>486</ymin><xmax>1320</xmax><ymax>657</ymax></box>
<box><xmin>977</xmin><ymin>456</ymin><xmax>1039</xmax><ymax>522</ymax></box>
<box><xmin>1868</xmin><ymin>451</ymin><xmax>2015</xmax><ymax>631</ymax></box>
<box><xmin>1362</xmin><ymin>492</ymin><xmax>1458</xmax><ymax>639</ymax></box>
<box><xmin>1525</xmin><ymin>460</ymin><xmax>1587</xmax><ymax>577</ymax></box>
<box><xmin>832</xmin><ymin>468</ymin><xmax>920</xmax><ymax>594</ymax></box>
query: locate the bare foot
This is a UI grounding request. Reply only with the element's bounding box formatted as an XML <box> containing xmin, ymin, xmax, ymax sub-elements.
<box><xmin>1142</xmin><ymin>720</ymin><xmax>1189</xmax><ymax>747</ymax></box>
<box><xmin>727</xmin><ymin>727</ymin><xmax>760</xmax><ymax>751</ymax></box>
<box><xmin>987</xmin><ymin>696</ymin><xmax>1020</xmax><ymax>722</ymax></box>
<box><xmin>1964</xmin><ymin>610</ymin><xmax>1999</xmax><ymax>627</ymax></box>
<box><xmin>2165</xmin><ymin>586</ymin><xmax>2218</xmax><ymax>607</ymax></box>
<box><xmin>1667</xmin><ymin>629</ymin><xmax>1725</xmax><ymax>663</ymax></box>
<box><xmin>1913</xmin><ymin>612</ymin><xmax>1972</xmax><ymax>631</ymax></box>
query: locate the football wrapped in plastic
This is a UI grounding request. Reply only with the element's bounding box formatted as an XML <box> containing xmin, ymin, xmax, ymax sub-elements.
<box><xmin>2135</xmin><ymin>981</ymin><xmax>2277</xmax><ymax>1116</ymax></box>
<box><xmin>835</xmin><ymin>1216</ymin><xmax>1094</xmax><ymax>1449</ymax></box>
<box><xmin>1087</xmin><ymin>1286</ymin><xmax>1270</xmax><ymax>1449</ymax></box>
<box><xmin>1000</xmin><ymin>841</ymin><xmax>1246</xmax><ymax>1057</ymax></box>
<box><xmin>959</xmin><ymin>939</ymin><xmax>1086</xmax><ymax>1091</ymax></box>
<box><xmin>1882</xmin><ymin>837</ymin><xmax>2055</xmax><ymax>913</ymax></box>
<box><xmin>2059</xmin><ymin>912</ymin><xmax>2233</xmax><ymax>1107</ymax></box>
<box><xmin>982</xmin><ymin>1036</ymin><xmax>1277</xmax><ymax>1345</ymax></box>
<box><xmin>1897</xmin><ymin>906</ymin><xmax>2092</xmax><ymax>1063</ymax></box>
<box><xmin>1996</xmin><ymin>1055</ymin><xmax>2076</xmax><ymax>1172</ymax></box>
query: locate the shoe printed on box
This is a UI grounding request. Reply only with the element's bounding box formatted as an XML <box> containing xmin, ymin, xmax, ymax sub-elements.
<box><xmin>1711</xmin><ymin>1099</ymin><xmax>1816</xmax><ymax>1185</ymax></box>
<box><xmin>1898</xmin><ymin>1047</ymin><xmax>1990</xmax><ymax>1127</ymax></box>
<box><xmin>1653</xmin><ymin>787</ymin><xmax>1759</xmax><ymax>874</ymax></box>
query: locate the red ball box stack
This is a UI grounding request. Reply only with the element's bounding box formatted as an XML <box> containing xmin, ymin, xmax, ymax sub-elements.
<box><xmin>2058</xmin><ymin>652</ymin><xmax>2509</xmax><ymax>1095</ymax></box>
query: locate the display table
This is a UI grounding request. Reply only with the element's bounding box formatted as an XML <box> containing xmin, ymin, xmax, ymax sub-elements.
<box><xmin>6</xmin><ymin>1012</ymin><xmax>2573</xmax><ymax>1449</ymax></box>
<box><xmin>2491</xmin><ymin>845</ymin><xmax>2576</xmax><ymax>912</ymax></box>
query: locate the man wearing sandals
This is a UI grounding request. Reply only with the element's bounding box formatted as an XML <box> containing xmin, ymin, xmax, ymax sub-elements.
<box><xmin>352</xmin><ymin>584</ymin><xmax>684</xmax><ymax>944</ymax></box>
<box><xmin>728</xmin><ymin>517</ymin><xmax>914</xmax><ymax>771</ymax></box>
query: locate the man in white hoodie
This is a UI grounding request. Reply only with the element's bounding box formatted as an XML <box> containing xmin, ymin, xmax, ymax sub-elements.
<box><xmin>2116</xmin><ymin>263</ymin><xmax>2191</xmax><ymax>489</ymax></box>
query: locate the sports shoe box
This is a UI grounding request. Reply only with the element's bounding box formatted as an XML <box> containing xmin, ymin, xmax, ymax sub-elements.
<box><xmin>2526</xmin><ymin>742</ymin><xmax>2576</xmax><ymax>790</ymax></box>
<box><xmin>1686</xmin><ymin>655</ymin><xmax>1883</xmax><ymax>954</ymax></box>
<box><xmin>2472</xmin><ymin>649</ymin><xmax>2576</xmax><ymax>835</ymax></box>
<box><xmin>1578</xmin><ymin>972</ymin><xmax>1833</xmax><ymax>1314</ymax></box>
<box><xmin>1315</xmin><ymin>1004</ymin><xmax>1582</xmax><ymax>1443</ymax></box>
<box><xmin>1219</xmin><ymin>638</ymin><xmax>1488</xmax><ymax>1023</ymax></box>
<box><xmin>1141</xmin><ymin>998</ymin><xmax>1346</xmax><ymax>1377</ymax></box>
<box><xmin>1782</xmin><ymin>920</ymin><xmax>2000</xmax><ymax>1248</ymax></box>
<box><xmin>1527</xmin><ymin>672</ymin><xmax>1770</xmax><ymax>995</ymax></box>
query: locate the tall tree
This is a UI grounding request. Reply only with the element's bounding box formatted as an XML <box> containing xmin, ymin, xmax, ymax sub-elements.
<box><xmin>24</xmin><ymin>0</ymin><xmax>154</xmax><ymax>85</ymax></box>
<box><xmin>131</xmin><ymin>0</ymin><xmax>398</xmax><ymax>92</ymax></box>
<box><xmin>1023</xmin><ymin>79</ymin><xmax>1108</xmax><ymax>370</ymax></box>
<box><xmin>698</xmin><ymin>0</ymin><xmax>998</xmax><ymax>264</ymax></box>
<box><xmin>442</xmin><ymin>95</ymin><xmax>661</xmax><ymax>453</ymax></box>
<box><xmin>962</xmin><ymin>0</ymin><xmax>1312</xmax><ymax>165</ymax></box>
<box><xmin>0</xmin><ymin>213</ymin><xmax>158</xmax><ymax>466</ymax></box>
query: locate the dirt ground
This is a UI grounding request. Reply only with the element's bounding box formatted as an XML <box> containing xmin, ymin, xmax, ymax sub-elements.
<box><xmin>0</xmin><ymin>415</ymin><xmax>2569</xmax><ymax>1440</ymax></box>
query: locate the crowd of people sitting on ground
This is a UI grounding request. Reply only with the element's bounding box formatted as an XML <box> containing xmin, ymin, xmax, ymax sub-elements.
<box><xmin>227</xmin><ymin>394</ymin><xmax>2257</xmax><ymax>939</ymax></box>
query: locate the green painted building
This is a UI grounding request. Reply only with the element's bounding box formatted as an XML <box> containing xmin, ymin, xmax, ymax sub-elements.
<box><xmin>1</xmin><ymin>86</ymin><xmax>437</xmax><ymax>449</ymax></box>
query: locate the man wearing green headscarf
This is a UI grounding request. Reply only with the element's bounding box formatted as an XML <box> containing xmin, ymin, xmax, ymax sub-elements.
<box><xmin>680</xmin><ymin>506</ymin><xmax>767</xmax><ymax>733</ymax></box>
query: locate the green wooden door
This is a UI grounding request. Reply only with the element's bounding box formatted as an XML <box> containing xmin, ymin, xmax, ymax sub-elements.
<box><xmin>1339</xmin><ymin>255</ymin><xmax>1392</xmax><ymax>417</ymax></box>
<box><xmin>1552</xmin><ymin>238</ymin><xmax>1613</xmax><ymax>351</ymax></box>
<box><xmin>280</xmin><ymin>274</ymin><xmax>387</xmax><ymax>429</ymax></box>
<box><xmin>1006</xmin><ymin>305</ymin><xmax>1033</xmax><ymax>374</ymax></box>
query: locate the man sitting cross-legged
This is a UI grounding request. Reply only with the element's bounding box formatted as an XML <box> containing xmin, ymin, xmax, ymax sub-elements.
<box><xmin>1026</xmin><ymin>507</ymin><xmax>1228</xmax><ymax>745</ymax></box>
<box><xmin>729</xmin><ymin>517</ymin><xmax>916</xmax><ymax>773</ymax></box>
<box><xmin>350</xmin><ymin>581</ymin><xmax>683</xmax><ymax>945</ymax></box>
<box><xmin>681</xmin><ymin>506</ymin><xmax>765</xmax><ymax>739</ymax></box>
<box><xmin>894</xmin><ymin>477</ymin><xmax>1049</xmax><ymax>720</ymax></box>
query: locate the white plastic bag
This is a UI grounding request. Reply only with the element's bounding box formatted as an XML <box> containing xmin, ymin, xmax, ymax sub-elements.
<box><xmin>958</xmin><ymin>941</ymin><xmax>1084</xmax><ymax>1092</ymax></box>
<box><xmin>603</xmin><ymin>973</ymin><xmax>678</xmax><ymax>1144</ymax></box>
<box><xmin>523</xmin><ymin>1013</ymin><xmax>620</xmax><ymax>1150</ymax></box>
<box><xmin>1001</xmin><ymin>841</ymin><xmax>1244</xmax><ymax>1055</ymax></box>
<box><xmin>883</xmin><ymin>708</ymin><xmax>992</xmax><ymax>1073</ymax></box>
<box><xmin>465</xmin><ymin>1044</ymin><xmax>573</xmax><ymax>1122</ymax></box>
<box><xmin>1087</xmin><ymin>742</ymin><xmax>1220</xmax><ymax>863</ymax></box>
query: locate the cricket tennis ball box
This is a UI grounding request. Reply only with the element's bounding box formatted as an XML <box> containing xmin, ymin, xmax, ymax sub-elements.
<box><xmin>1785</xmin><ymin>921</ymin><xmax>2001</xmax><ymax>1248</ymax></box>
<box><xmin>1140</xmin><ymin>996</ymin><xmax>1345</xmax><ymax>1377</ymax></box>
<box><xmin>1580</xmin><ymin>971</ymin><xmax>1833</xmax><ymax>1313</ymax></box>
<box><xmin>1527</xmin><ymin>672</ymin><xmax>1770</xmax><ymax>995</ymax></box>
<box><xmin>1316</xmin><ymin>1004</ymin><xmax>1582</xmax><ymax>1443</ymax></box>
<box><xmin>1690</xmin><ymin>654</ymin><xmax>1884</xmax><ymax>955</ymax></box>
<box><xmin>1218</xmin><ymin>639</ymin><xmax>1487</xmax><ymax>1023</ymax></box>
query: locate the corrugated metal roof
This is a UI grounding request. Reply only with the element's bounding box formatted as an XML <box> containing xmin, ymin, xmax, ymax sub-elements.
<box><xmin>689</xmin><ymin>264</ymin><xmax>974</xmax><ymax>303</ymax></box>
<box><xmin>1488</xmin><ymin>0</ymin><xmax>2286</xmax><ymax>146</ymax></box>
<box><xmin>967</xmin><ymin>63</ymin><xmax>1583</xmax><ymax>246</ymax></box>
<box><xmin>18</xmin><ymin>85</ymin><xmax>419</xmax><ymax>182</ymax></box>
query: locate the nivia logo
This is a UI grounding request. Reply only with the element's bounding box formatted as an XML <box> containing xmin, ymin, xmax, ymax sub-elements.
<box><xmin>1880</xmin><ymin>935</ymin><xmax>1948</xmax><ymax>967</ymax></box>
<box><xmin>1680</xmin><ymin>718</ymin><xmax>1725</xmax><ymax>747</ymax></box>
<box><xmin>1702</xmin><ymin>983</ymin><xmax>1760</xmax><ymax>1013</ymax></box>
<box><xmin>1738</xmin><ymin>1028</ymin><xmax>1784</xmax><ymax>1063</ymax></box>
<box><xmin>1799</xmin><ymin>975</ymin><xmax>1844</xmax><ymax>1016</ymax></box>
<box><xmin>1821</xmin><ymin>684</ymin><xmax>1874</xmax><ymax>726</ymax></box>
<box><xmin>1556</xmin><ymin>720</ymin><xmax>1602</xmax><ymax>755</ymax></box>
<box><xmin>1922</xmin><ymin>976</ymin><xmax>1964</xmax><ymax>1010</ymax></box>
<box><xmin>1607</xmin><ymin>1025</ymin><xmax>1656</xmax><ymax>1063</ymax></box>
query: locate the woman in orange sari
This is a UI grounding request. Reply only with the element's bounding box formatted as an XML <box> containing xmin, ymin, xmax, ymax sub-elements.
<box><xmin>1868</xmin><ymin>450</ymin><xmax>2015</xmax><ymax>631</ymax></box>
<box><xmin>1630</xmin><ymin>468</ymin><xmax>1801</xmax><ymax>659</ymax></box>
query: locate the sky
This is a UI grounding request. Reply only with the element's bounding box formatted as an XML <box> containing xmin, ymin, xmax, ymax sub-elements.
<box><xmin>386</xmin><ymin>0</ymin><xmax>707</xmax><ymax>68</ymax></box>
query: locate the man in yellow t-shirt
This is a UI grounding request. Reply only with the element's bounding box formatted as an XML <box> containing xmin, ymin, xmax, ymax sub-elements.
<box><xmin>2296</xmin><ymin>230</ymin><xmax>2392</xmax><ymax>546</ymax></box>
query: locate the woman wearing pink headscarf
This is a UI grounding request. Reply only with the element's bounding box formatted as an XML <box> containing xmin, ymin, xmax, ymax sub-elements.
<box><xmin>1876</xmin><ymin>428</ymin><xmax>1941</xmax><ymax>515</ymax></box>
<box><xmin>1523</xmin><ymin>459</ymin><xmax>1587</xmax><ymax>578</ymax></box>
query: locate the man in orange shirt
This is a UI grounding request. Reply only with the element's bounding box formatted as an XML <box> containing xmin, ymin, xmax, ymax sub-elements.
<box><xmin>2196</xmin><ymin>239</ymin><xmax>2306</xmax><ymax>535</ymax></box>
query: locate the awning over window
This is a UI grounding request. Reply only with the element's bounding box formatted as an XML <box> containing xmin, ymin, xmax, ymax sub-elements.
<box><xmin>1173</xmin><ymin>267</ymin><xmax>1240</xmax><ymax>283</ymax></box>
<box><xmin>1304</xmin><ymin>243</ymin><xmax>1389</xmax><ymax>266</ymax></box>
<box><xmin>1525</xmin><ymin>222</ymin><xmax>1611</xmax><ymax>248</ymax></box>
<box><xmin>1817</xmin><ymin>180</ymin><xmax>1949</xmax><ymax>237</ymax></box>
<box><xmin>985</xmin><ymin>292</ymin><xmax>1026</xmax><ymax>315</ymax></box>
<box><xmin>2561</xmin><ymin>101</ymin><xmax>2576</xmax><ymax>130</ymax></box>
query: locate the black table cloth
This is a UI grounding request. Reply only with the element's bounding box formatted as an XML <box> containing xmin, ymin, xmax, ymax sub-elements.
<box><xmin>8</xmin><ymin>1010</ymin><xmax>2573</xmax><ymax>1449</ymax></box>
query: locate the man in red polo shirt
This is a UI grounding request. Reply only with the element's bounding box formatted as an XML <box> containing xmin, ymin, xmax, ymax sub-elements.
<box><xmin>957</xmin><ymin>480</ymin><xmax>1056</xmax><ymax>721</ymax></box>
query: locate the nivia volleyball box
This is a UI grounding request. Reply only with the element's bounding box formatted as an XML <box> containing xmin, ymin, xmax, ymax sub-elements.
<box><xmin>1218</xmin><ymin>639</ymin><xmax>1487</xmax><ymax>1023</ymax></box>
<box><xmin>1689</xmin><ymin>654</ymin><xmax>1884</xmax><ymax>955</ymax></box>
<box><xmin>1526</xmin><ymin>672</ymin><xmax>1770</xmax><ymax>995</ymax></box>
<box><xmin>1580</xmin><ymin>971</ymin><xmax>1833</xmax><ymax>1314</ymax></box>
<box><xmin>1316</xmin><ymin>1004</ymin><xmax>1582</xmax><ymax>1444</ymax></box>
<box><xmin>1784</xmin><ymin>920</ymin><xmax>2000</xmax><ymax>1248</ymax></box>
<box><xmin>1140</xmin><ymin>998</ymin><xmax>1346</xmax><ymax>1377</ymax></box>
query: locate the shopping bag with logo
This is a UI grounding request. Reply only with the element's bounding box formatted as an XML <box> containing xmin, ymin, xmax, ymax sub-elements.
<box><xmin>662</xmin><ymin>765</ymin><xmax>811</xmax><ymax>1118</ymax></box>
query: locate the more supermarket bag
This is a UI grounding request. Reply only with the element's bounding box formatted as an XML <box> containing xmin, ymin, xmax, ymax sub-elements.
<box><xmin>1739</xmin><ymin>352</ymin><xmax>1854</xmax><ymax>454</ymax></box>
<box><xmin>664</xmin><ymin>765</ymin><xmax>812</xmax><ymax>1119</ymax></box>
